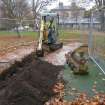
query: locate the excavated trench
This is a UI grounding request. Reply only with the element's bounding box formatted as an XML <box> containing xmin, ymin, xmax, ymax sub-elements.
<box><xmin>0</xmin><ymin>53</ymin><xmax>63</xmax><ymax>105</ymax></box>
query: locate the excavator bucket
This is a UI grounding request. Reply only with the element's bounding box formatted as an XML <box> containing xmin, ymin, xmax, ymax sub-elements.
<box><xmin>36</xmin><ymin>49</ymin><xmax>44</xmax><ymax>57</ymax></box>
<box><xmin>36</xmin><ymin>42</ymin><xmax>63</xmax><ymax>57</ymax></box>
<box><xmin>49</xmin><ymin>43</ymin><xmax>63</xmax><ymax>51</ymax></box>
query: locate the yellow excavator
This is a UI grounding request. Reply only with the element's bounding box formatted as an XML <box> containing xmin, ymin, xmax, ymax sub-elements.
<box><xmin>36</xmin><ymin>12</ymin><xmax>63</xmax><ymax>57</ymax></box>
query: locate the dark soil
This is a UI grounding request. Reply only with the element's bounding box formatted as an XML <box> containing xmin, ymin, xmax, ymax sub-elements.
<box><xmin>0</xmin><ymin>53</ymin><xmax>63</xmax><ymax>105</ymax></box>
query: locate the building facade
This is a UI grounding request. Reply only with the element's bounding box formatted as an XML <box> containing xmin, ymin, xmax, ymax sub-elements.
<box><xmin>51</xmin><ymin>2</ymin><xmax>85</xmax><ymax>24</ymax></box>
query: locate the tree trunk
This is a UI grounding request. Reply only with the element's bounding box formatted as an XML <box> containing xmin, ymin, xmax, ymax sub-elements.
<box><xmin>16</xmin><ymin>26</ymin><xmax>21</xmax><ymax>38</ymax></box>
<box><xmin>76</xmin><ymin>16</ymin><xmax>78</xmax><ymax>30</ymax></box>
<box><xmin>33</xmin><ymin>11</ymin><xmax>38</xmax><ymax>31</ymax></box>
<box><xmin>100</xmin><ymin>10</ymin><xmax>105</xmax><ymax>31</ymax></box>
<box><xmin>16</xmin><ymin>21</ymin><xmax>21</xmax><ymax>38</ymax></box>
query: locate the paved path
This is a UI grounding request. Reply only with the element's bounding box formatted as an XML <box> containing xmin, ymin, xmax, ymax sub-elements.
<box><xmin>0</xmin><ymin>45</ymin><xmax>35</xmax><ymax>74</ymax></box>
<box><xmin>44</xmin><ymin>43</ymin><xmax>82</xmax><ymax>65</ymax></box>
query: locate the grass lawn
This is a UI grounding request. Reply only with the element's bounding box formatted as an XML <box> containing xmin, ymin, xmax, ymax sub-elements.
<box><xmin>0</xmin><ymin>30</ymin><xmax>85</xmax><ymax>39</ymax></box>
<box><xmin>0</xmin><ymin>31</ymin><xmax>38</xmax><ymax>38</ymax></box>
<box><xmin>59</xmin><ymin>30</ymin><xmax>84</xmax><ymax>39</ymax></box>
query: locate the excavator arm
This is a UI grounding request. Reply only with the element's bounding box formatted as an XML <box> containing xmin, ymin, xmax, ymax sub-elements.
<box><xmin>36</xmin><ymin>19</ymin><xmax>44</xmax><ymax>57</ymax></box>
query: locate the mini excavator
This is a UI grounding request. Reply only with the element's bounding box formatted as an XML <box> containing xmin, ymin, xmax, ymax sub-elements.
<box><xmin>36</xmin><ymin>12</ymin><xmax>63</xmax><ymax>57</ymax></box>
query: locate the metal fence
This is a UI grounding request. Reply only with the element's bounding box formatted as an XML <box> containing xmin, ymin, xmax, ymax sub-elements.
<box><xmin>0</xmin><ymin>18</ymin><xmax>37</xmax><ymax>56</ymax></box>
<box><xmin>57</xmin><ymin>9</ymin><xmax>90</xmax><ymax>44</ymax></box>
<box><xmin>0</xmin><ymin>18</ymin><xmax>35</xmax><ymax>32</ymax></box>
<box><xmin>88</xmin><ymin>7</ymin><xmax>105</xmax><ymax>74</ymax></box>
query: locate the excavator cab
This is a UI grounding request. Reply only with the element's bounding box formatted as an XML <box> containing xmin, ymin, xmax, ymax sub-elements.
<box><xmin>36</xmin><ymin>12</ymin><xmax>63</xmax><ymax>57</ymax></box>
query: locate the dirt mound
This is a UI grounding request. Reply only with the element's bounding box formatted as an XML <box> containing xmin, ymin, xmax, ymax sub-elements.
<box><xmin>0</xmin><ymin>53</ymin><xmax>63</xmax><ymax>105</ymax></box>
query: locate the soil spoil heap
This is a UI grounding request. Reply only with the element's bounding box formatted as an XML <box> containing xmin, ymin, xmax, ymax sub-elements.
<box><xmin>0</xmin><ymin>53</ymin><xmax>63</xmax><ymax>105</ymax></box>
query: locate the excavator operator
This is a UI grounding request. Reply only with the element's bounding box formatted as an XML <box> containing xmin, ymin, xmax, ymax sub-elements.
<box><xmin>48</xmin><ymin>17</ymin><xmax>56</xmax><ymax>44</ymax></box>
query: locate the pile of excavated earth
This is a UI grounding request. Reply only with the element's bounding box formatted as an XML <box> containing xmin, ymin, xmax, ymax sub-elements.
<box><xmin>0</xmin><ymin>53</ymin><xmax>63</xmax><ymax>105</ymax></box>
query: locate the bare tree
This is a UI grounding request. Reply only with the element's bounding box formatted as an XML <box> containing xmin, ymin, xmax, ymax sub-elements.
<box><xmin>95</xmin><ymin>0</ymin><xmax>105</xmax><ymax>31</ymax></box>
<box><xmin>95</xmin><ymin>0</ymin><xmax>105</xmax><ymax>7</ymax></box>
<box><xmin>32</xmin><ymin>0</ymin><xmax>57</xmax><ymax>30</ymax></box>
<box><xmin>1</xmin><ymin>0</ymin><xmax>31</xmax><ymax>19</ymax></box>
<box><xmin>76</xmin><ymin>0</ymin><xmax>105</xmax><ymax>31</ymax></box>
<box><xmin>0</xmin><ymin>0</ymin><xmax>31</xmax><ymax>37</ymax></box>
<box><xmin>70</xmin><ymin>2</ymin><xmax>85</xmax><ymax>29</ymax></box>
